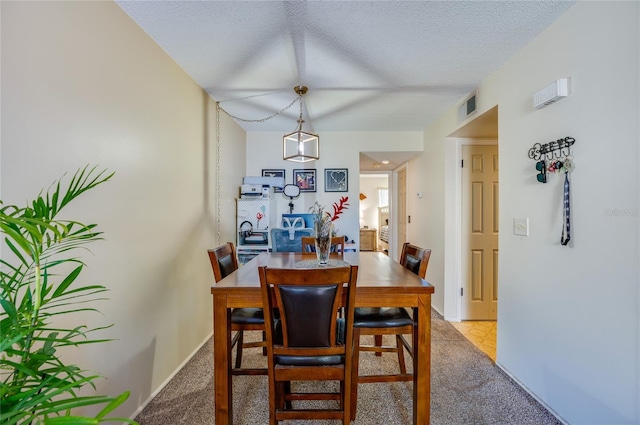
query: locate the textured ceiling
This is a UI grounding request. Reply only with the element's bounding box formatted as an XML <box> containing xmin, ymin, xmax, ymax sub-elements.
<box><xmin>116</xmin><ymin>1</ymin><xmax>574</xmax><ymax>133</ymax></box>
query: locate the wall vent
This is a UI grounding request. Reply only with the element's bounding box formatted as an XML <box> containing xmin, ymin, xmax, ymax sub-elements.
<box><xmin>533</xmin><ymin>78</ymin><xmax>570</xmax><ymax>109</ymax></box>
<box><xmin>458</xmin><ymin>92</ymin><xmax>477</xmax><ymax>123</ymax></box>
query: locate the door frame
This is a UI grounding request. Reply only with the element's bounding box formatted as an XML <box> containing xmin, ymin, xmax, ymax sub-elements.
<box><xmin>444</xmin><ymin>138</ymin><xmax>497</xmax><ymax>322</ymax></box>
<box><xmin>391</xmin><ymin>162</ymin><xmax>408</xmax><ymax>262</ymax></box>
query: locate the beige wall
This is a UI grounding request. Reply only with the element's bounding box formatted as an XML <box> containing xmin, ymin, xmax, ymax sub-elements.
<box><xmin>415</xmin><ymin>2</ymin><xmax>639</xmax><ymax>423</ymax></box>
<box><xmin>1</xmin><ymin>1</ymin><xmax>245</xmax><ymax>418</ymax></box>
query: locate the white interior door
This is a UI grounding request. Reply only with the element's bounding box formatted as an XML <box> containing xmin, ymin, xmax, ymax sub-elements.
<box><xmin>461</xmin><ymin>145</ymin><xmax>499</xmax><ymax>320</ymax></box>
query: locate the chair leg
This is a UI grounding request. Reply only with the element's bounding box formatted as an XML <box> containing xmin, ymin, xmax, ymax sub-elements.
<box><xmin>395</xmin><ymin>334</ymin><xmax>407</xmax><ymax>374</ymax></box>
<box><xmin>284</xmin><ymin>381</ymin><xmax>292</xmax><ymax>410</ymax></box>
<box><xmin>350</xmin><ymin>328</ymin><xmax>361</xmax><ymax>421</ymax></box>
<box><xmin>262</xmin><ymin>331</ymin><xmax>267</xmax><ymax>355</ymax></box>
<box><xmin>343</xmin><ymin>380</ymin><xmax>351</xmax><ymax>425</ymax></box>
<box><xmin>276</xmin><ymin>382</ymin><xmax>286</xmax><ymax>410</ymax></box>
<box><xmin>234</xmin><ymin>331</ymin><xmax>244</xmax><ymax>369</ymax></box>
<box><xmin>270</xmin><ymin>386</ymin><xmax>279</xmax><ymax>425</ymax></box>
<box><xmin>374</xmin><ymin>334</ymin><xmax>383</xmax><ymax>357</ymax></box>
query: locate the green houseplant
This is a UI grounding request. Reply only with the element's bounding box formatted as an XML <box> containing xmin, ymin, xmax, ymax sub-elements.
<box><xmin>0</xmin><ymin>166</ymin><xmax>136</xmax><ymax>424</ymax></box>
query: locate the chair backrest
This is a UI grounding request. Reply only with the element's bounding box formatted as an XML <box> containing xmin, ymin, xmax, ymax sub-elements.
<box><xmin>270</xmin><ymin>228</ymin><xmax>314</xmax><ymax>252</ymax></box>
<box><xmin>207</xmin><ymin>242</ymin><xmax>239</xmax><ymax>282</ymax></box>
<box><xmin>301</xmin><ymin>236</ymin><xmax>346</xmax><ymax>254</ymax></box>
<box><xmin>258</xmin><ymin>265</ymin><xmax>358</xmax><ymax>357</ymax></box>
<box><xmin>399</xmin><ymin>242</ymin><xmax>431</xmax><ymax>279</ymax></box>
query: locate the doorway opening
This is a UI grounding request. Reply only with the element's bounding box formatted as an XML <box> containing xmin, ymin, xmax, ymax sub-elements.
<box><xmin>358</xmin><ymin>172</ymin><xmax>390</xmax><ymax>254</ymax></box>
<box><xmin>359</xmin><ymin>152</ymin><xmax>416</xmax><ymax>261</ymax></box>
<box><xmin>446</xmin><ymin>105</ymin><xmax>499</xmax><ymax>359</ymax></box>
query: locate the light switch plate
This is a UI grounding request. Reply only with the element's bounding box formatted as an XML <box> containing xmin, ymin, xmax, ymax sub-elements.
<box><xmin>514</xmin><ymin>218</ymin><xmax>529</xmax><ymax>236</ymax></box>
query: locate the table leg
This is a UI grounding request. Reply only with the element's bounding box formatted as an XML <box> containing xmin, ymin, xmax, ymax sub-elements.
<box><xmin>214</xmin><ymin>294</ymin><xmax>232</xmax><ymax>425</ymax></box>
<box><xmin>413</xmin><ymin>294</ymin><xmax>431</xmax><ymax>425</ymax></box>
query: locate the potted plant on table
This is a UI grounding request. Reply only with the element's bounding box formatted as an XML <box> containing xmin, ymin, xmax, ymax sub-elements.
<box><xmin>0</xmin><ymin>166</ymin><xmax>136</xmax><ymax>424</ymax></box>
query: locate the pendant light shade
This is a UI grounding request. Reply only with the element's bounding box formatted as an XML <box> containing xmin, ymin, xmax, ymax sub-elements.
<box><xmin>283</xmin><ymin>86</ymin><xmax>319</xmax><ymax>163</ymax></box>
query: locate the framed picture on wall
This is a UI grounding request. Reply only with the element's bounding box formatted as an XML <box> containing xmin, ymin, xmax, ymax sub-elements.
<box><xmin>324</xmin><ymin>168</ymin><xmax>348</xmax><ymax>192</ymax></box>
<box><xmin>262</xmin><ymin>169</ymin><xmax>285</xmax><ymax>192</ymax></box>
<box><xmin>293</xmin><ymin>169</ymin><xmax>316</xmax><ymax>192</ymax></box>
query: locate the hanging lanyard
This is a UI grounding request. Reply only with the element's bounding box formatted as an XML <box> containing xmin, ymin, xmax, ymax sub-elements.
<box><xmin>561</xmin><ymin>171</ymin><xmax>571</xmax><ymax>245</ymax></box>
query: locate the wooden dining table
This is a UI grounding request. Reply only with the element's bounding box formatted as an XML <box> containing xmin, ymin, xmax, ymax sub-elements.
<box><xmin>211</xmin><ymin>251</ymin><xmax>435</xmax><ymax>424</ymax></box>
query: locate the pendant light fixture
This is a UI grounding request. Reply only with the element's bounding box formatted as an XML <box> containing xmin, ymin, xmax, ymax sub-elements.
<box><xmin>283</xmin><ymin>85</ymin><xmax>319</xmax><ymax>162</ymax></box>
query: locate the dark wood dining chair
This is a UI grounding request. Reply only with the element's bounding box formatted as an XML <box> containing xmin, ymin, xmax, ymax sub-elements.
<box><xmin>208</xmin><ymin>242</ymin><xmax>266</xmax><ymax>375</ymax></box>
<box><xmin>300</xmin><ymin>235</ymin><xmax>346</xmax><ymax>254</ymax></box>
<box><xmin>350</xmin><ymin>242</ymin><xmax>431</xmax><ymax>419</ymax></box>
<box><xmin>258</xmin><ymin>265</ymin><xmax>358</xmax><ymax>425</ymax></box>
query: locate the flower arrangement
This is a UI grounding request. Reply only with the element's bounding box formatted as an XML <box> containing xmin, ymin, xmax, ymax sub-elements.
<box><xmin>310</xmin><ymin>201</ymin><xmax>333</xmax><ymax>239</ymax></box>
<box><xmin>309</xmin><ymin>197</ymin><xmax>349</xmax><ymax>264</ymax></box>
<box><xmin>329</xmin><ymin>196</ymin><xmax>350</xmax><ymax>221</ymax></box>
<box><xmin>309</xmin><ymin>196</ymin><xmax>350</xmax><ymax>234</ymax></box>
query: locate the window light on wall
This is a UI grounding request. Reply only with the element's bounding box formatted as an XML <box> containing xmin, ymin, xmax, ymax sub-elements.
<box><xmin>378</xmin><ymin>188</ymin><xmax>389</xmax><ymax>207</ymax></box>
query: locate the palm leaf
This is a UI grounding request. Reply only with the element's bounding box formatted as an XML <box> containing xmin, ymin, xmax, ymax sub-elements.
<box><xmin>0</xmin><ymin>166</ymin><xmax>134</xmax><ymax>424</ymax></box>
<box><xmin>51</xmin><ymin>266</ymin><xmax>83</xmax><ymax>298</ymax></box>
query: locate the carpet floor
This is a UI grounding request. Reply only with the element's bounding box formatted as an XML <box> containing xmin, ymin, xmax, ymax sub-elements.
<box><xmin>135</xmin><ymin>309</ymin><xmax>561</xmax><ymax>424</ymax></box>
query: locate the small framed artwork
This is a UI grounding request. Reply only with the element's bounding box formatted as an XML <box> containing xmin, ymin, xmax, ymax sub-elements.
<box><xmin>262</xmin><ymin>169</ymin><xmax>285</xmax><ymax>192</ymax></box>
<box><xmin>324</xmin><ymin>168</ymin><xmax>348</xmax><ymax>192</ymax></box>
<box><xmin>293</xmin><ymin>169</ymin><xmax>316</xmax><ymax>192</ymax></box>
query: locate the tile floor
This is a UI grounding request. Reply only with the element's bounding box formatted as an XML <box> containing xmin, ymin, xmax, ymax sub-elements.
<box><xmin>450</xmin><ymin>320</ymin><xmax>497</xmax><ymax>361</ymax></box>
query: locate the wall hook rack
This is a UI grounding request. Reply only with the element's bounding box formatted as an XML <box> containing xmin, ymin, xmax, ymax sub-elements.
<box><xmin>528</xmin><ymin>136</ymin><xmax>575</xmax><ymax>161</ymax></box>
<box><xmin>529</xmin><ymin>136</ymin><xmax>576</xmax><ymax>184</ymax></box>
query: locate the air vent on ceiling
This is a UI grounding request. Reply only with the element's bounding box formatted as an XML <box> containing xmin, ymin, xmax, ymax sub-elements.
<box><xmin>533</xmin><ymin>78</ymin><xmax>570</xmax><ymax>109</ymax></box>
<box><xmin>458</xmin><ymin>92</ymin><xmax>477</xmax><ymax>123</ymax></box>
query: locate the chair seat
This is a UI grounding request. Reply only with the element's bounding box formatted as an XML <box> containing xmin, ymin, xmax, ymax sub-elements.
<box><xmin>354</xmin><ymin>307</ymin><xmax>413</xmax><ymax>328</ymax></box>
<box><xmin>275</xmin><ymin>354</ymin><xmax>345</xmax><ymax>366</ymax></box>
<box><xmin>231</xmin><ymin>308</ymin><xmax>264</xmax><ymax>325</ymax></box>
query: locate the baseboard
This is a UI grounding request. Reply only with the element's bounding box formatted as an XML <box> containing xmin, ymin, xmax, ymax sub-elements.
<box><xmin>495</xmin><ymin>361</ymin><xmax>569</xmax><ymax>425</ymax></box>
<box><xmin>128</xmin><ymin>332</ymin><xmax>213</xmax><ymax>422</ymax></box>
<box><xmin>430</xmin><ymin>305</ymin><xmax>445</xmax><ymax>318</ymax></box>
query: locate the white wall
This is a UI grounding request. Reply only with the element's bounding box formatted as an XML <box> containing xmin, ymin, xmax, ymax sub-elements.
<box><xmin>417</xmin><ymin>2</ymin><xmax>639</xmax><ymax>423</ymax></box>
<box><xmin>246</xmin><ymin>131</ymin><xmax>421</xmax><ymax>246</ymax></box>
<box><xmin>1</xmin><ymin>1</ymin><xmax>245</xmax><ymax>418</ymax></box>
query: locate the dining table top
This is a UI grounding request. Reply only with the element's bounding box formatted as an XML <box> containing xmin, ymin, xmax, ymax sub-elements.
<box><xmin>211</xmin><ymin>251</ymin><xmax>434</xmax><ymax>294</ymax></box>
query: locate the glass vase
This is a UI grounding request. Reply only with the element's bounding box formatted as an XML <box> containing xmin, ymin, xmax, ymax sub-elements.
<box><xmin>315</xmin><ymin>219</ymin><xmax>332</xmax><ymax>265</ymax></box>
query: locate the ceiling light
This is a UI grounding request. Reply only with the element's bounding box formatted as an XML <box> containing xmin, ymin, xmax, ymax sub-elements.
<box><xmin>283</xmin><ymin>86</ymin><xmax>319</xmax><ymax>163</ymax></box>
<box><xmin>381</xmin><ymin>160</ymin><xmax>390</xmax><ymax>164</ymax></box>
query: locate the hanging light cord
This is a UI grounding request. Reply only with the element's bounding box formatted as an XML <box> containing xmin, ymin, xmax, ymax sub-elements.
<box><xmin>214</xmin><ymin>92</ymin><xmax>301</xmax><ymax>242</ymax></box>
<box><xmin>215</xmin><ymin>102</ymin><xmax>222</xmax><ymax>244</ymax></box>
<box><xmin>215</xmin><ymin>88</ymin><xmax>312</xmax><ymax>240</ymax></box>
<box><xmin>218</xmin><ymin>96</ymin><xmax>300</xmax><ymax>123</ymax></box>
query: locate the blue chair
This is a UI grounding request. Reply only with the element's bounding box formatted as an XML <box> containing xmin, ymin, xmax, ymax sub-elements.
<box><xmin>301</xmin><ymin>236</ymin><xmax>346</xmax><ymax>254</ymax></box>
<box><xmin>270</xmin><ymin>228</ymin><xmax>314</xmax><ymax>252</ymax></box>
